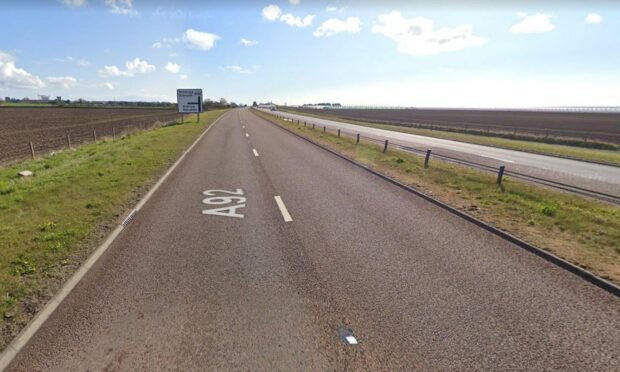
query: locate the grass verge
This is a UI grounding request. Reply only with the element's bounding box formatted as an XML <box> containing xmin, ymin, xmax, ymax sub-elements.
<box><xmin>280</xmin><ymin>108</ymin><xmax>620</xmax><ymax>166</ymax></box>
<box><xmin>254</xmin><ymin>109</ymin><xmax>620</xmax><ymax>286</ymax></box>
<box><xmin>0</xmin><ymin>109</ymin><xmax>227</xmax><ymax>348</ymax></box>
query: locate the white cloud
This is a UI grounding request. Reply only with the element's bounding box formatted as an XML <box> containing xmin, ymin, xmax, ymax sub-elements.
<box><xmin>241</xmin><ymin>38</ymin><xmax>259</xmax><ymax>46</ymax></box>
<box><xmin>60</xmin><ymin>0</ymin><xmax>86</xmax><ymax>7</ymax></box>
<box><xmin>0</xmin><ymin>51</ymin><xmax>45</xmax><ymax>89</ymax></box>
<box><xmin>262</xmin><ymin>4</ymin><xmax>282</xmax><ymax>21</ymax></box>
<box><xmin>126</xmin><ymin>58</ymin><xmax>155</xmax><ymax>74</ymax></box>
<box><xmin>100</xmin><ymin>82</ymin><xmax>117</xmax><ymax>90</ymax></box>
<box><xmin>152</xmin><ymin>42</ymin><xmax>163</xmax><ymax>49</ymax></box>
<box><xmin>289</xmin><ymin>0</ymin><xmax>300</xmax><ymax>5</ymax></box>
<box><xmin>281</xmin><ymin>13</ymin><xmax>315</xmax><ymax>27</ymax></box>
<box><xmin>225</xmin><ymin>65</ymin><xmax>257</xmax><ymax>74</ymax></box>
<box><xmin>46</xmin><ymin>76</ymin><xmax>77</xmax><ymax>89</ymax></box>
<box><xmin>326</xmin><ymin>6</ymin><xmax>343</xmax><ymax>13</ymax></box>
<box><xmin>105</xmin><ymin>0</ymin><xmax>137</xmax><ymax>16</ymax></box>
<box><xmin>510</xmin><ymin>13</ymin><xmax>555</xmax><ymax>34</ymax></box>
<box><xmin>585</xmin><ymin>13</ymin><xmax>602</xmax><ymax>24</ymax></box>
<box><xmin>98</xmin><ymin>65</ymin><xmax>126</xmax><ymax>77</ymax></box>
<box><xmin>179</xmin><ymin>74</ymin><xmax>188</xmax><ymax>80</ymax></box>
<box><xmin>76</xmin><ymin>59</ymin><xmax>90</xmax><ymax>66</ymax></box>
<box><xmin>54</xmin><ymin>56</ymin><xmax>74</xmax><ymax>63</ymax></box>
<box><xmin>183</xmin><ymin>29</ymin><xmax>221</xmax><ymax>51</ymax></box>
<box><xmin>263</xmin><ymin>4</ymin><xmax>313</xmax><ymax>27</ymax></box>
<box><xmin>165</xmin><ymin>62</ymin><xmax>180</xmax><ymax>74</ymax></box>
<box><xmin>98</xmin><ymin>58</ymin><xmax>155</xmax><ymax>77</ymax></box>
<box><xmin>314</xmin><ymin>17</ymin><xmax>361</xmax><ymax>37</ymax></box>
<box><xmin>372</xmin><ymin>11</ymin><xmax>486</xmax><ymax>56</ymax></box>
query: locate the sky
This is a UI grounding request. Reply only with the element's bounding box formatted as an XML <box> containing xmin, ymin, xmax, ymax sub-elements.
<box><xmin>0</xmin><ymin>0</ymin><xmax>618</xmax><ymax>108</ymax></box>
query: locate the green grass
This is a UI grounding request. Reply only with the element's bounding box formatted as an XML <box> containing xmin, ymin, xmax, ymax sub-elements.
<box><xmin>0</xmin><ymin>102</ymin><xmax>54</xmax><ymax>107</ymax></box>
<box><xmin>280</xmin><ymin>108</ymin><xmax>620</xmax><ymax>166</ymax></box>
<box><xmin>0</xmin><ymin>109</ymin><xmax>227</xmax><ymax>346</ymax></box>
<box><xmin>255</xmin><ymin>109</ymin><xmax>620</xmax><ymax>285</ymax></box>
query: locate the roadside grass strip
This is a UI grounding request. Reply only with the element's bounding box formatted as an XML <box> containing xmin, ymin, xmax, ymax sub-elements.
<box><xmin>254</xmin><ymin>110</ymin><xmax>620</xmax><ymax>286</ymax></box>
<box><xmin>280</xmin><ymin>108</ymin><xmax>620</xmax><ymax>166</ymax></box>
<box><xmin>0</xmin><ymin>110</ymin><xmax>227</xmax><ymax>349</ymax></box>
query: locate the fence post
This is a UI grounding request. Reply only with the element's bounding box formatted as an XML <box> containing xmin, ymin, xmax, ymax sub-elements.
<box><xmin>383</xmin><ymin>140</ymin><xmax>389</xmax><ymax>153</ymax></box>
<box><xmin>304</xmin><ymin>121</ymin><xmax>306</xmax><ymax>127</ymax></box>
<box><xmin>338</xmin><ymin>129</ymin><xmax>341</xmax><ymax>137</ymax></box>
<box><xmin>66</xmin><ymin>134</ymin><xmax>71</xmax><ymax>149</ymax></box>
<box><xmin>356</xmin><ymin>133</ymin><xmax>360</xmax><ymax>144</ymax></box>
<box><xmin>92</xmin><ymin>130</ymin><xmax>97</xmax><ymax>142</ymax></box>
<box><xmin>113</xmin><ymin>127</ymin><xmax>116</xmax><ymax>139</ymax></box>
<box><xmin>312</xmin><ymin>123</ymin><xmax>315</xmax><ymax>129</ymax></box>
<box><xmin>424</xmin><ymin>149</ymin><xmax>431</xmax><ymax>168</ymax></box>
<box><xmin>29</xmin><ymin>141</ymin><xmax>35</xmax><ymax>160</ymax></box>
<box><xmin>497</xmin><ymin>165</ymin><xmax>506</xmax><ymax>185</ymax></box>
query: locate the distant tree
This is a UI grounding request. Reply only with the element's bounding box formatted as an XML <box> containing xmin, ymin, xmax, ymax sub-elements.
<box><xmin>219</xmin><ymin>98</ymin><xmax>228</xmax><ymax>106</ymax></box>
<box><xmin>252</xmin><ymin>101</ymin><xmax>258</xmax><ymax>107</ymax></box>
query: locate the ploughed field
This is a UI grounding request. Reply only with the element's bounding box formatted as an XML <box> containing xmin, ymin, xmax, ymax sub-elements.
<box><xmin>0</xmin><ymin>107</ymin><xmax>179</xmax><ymax>162</ymax></box>
<box><xmin>295</xmin><ymin>108</ymin><xmax>620</xmax><ymax>144</ymax></box>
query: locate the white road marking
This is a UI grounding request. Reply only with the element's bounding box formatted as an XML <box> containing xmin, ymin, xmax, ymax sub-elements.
<box><xmin>274</xmin><ymin>196</ymin><xmax>293</xmax><ymax>222</ymax></box>
<box><xmin>202</xmin><ymin>189</ymin><xmax>246</xmax><ymax>219</ymax></box>
<box><xmin>345</xmin><ymin>336</ymin><xmax>358</xmax><ymax>345</ymax></box>
<box><xmin>246</xmin><ymin>133</ymin><xmax>249</xmax><ymax>137</ymax></box>
<box><xmin>242</xmin><ymin>125</ymin><xmax>245</xmax><ymax>128</ymax></box>
<box><xmin>253</xmin><ymin>149</ymin><xmax>259</xmax><ymax>157</ymax></box>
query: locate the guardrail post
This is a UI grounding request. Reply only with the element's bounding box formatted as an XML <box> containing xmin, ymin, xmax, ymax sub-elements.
<box><xmin>323</xmin><ymin>126</ymin><xmax>326</xmax><ymax>133</ymax></box>
<box><xmin>92</xmin><ymin>129</ymin><xmax>97</xmax><ymax>142</ymax></box>
<box><xmin>66</xmin><ymin>134</ymin><xmax>71</xmax><ymax>149</ymax></box>
<box><xmin>356</xmin><ymin>134</ymin><xmax>360</xmax><ymax>144</ymax></box>
<box><xmin>424</xmin><ymin>149</ymin><xmax>431</xmax><ymax>168</ymax></box>
<box><xmin>29</xmin><ymin>141</ymin><xmax>35</xmax><ymax>160</ymax></box>
<box><xmin>497</xmin><ymin>165</ymin><xmax>505</xmax><ymax>185</ymax></box>
<box><xmin>383</xmin><ymin>140</ymin><xmax>389</xmax><ymax>153</ymax></box>
<box><xmin>338</xmin><ymin>129</ymin><xmax>341</xmax><ymax>137</ymax></box>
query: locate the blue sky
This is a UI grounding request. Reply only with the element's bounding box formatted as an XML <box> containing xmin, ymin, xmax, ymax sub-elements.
<box><xmin>0</xmin><ymin>0</ymin><xmax>618</xmax><ymax>107</ymax></box>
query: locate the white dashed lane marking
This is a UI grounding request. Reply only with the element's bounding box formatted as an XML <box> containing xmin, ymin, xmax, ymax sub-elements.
<box><xmin>274</xmin><ymin>196</ymin><xmax>293</xmax><ymax>222</ymax></box>
<box><xmin>253</xmin><ymin>149</ymin><xmax>259</xmax><ymax>157</ymax></box>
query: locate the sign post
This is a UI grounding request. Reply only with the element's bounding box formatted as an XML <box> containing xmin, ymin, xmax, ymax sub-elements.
<box><xmin>176</xmin><ymin>89</ymin><xmax>203</xmax><ymax>123</ymax></box>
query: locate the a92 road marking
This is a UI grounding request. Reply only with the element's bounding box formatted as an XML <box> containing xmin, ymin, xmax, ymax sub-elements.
<box><xmin>202</xmin><ymin>189</ymin><xmax>246</xmax><ymax>219</ymax></box>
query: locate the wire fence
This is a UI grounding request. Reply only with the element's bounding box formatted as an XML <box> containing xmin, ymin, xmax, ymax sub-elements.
<box><xmin>268</xmin><ymin>111</ymin><xmax>620</xmax><ymax>205</ymax></box>
<box><xmin>0</xmin><ymin>114</ymin><xmax>180</xmax><ymax>165</ymax></box>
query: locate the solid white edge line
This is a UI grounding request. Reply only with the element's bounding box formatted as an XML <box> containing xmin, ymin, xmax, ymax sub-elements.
<box><xmin>253</xmin><ymin>149</ymin><xmax>259</xmax><ymax>157</ymax></box>
<box><xmin>0</xmin><ymin>111</ymin><xmax>229</xmax><ymax>370</ymax></box>
<box><xmin>274</xmin><ymin>196</ymin><xmax>293</xmax><ymax>222</ymax></box>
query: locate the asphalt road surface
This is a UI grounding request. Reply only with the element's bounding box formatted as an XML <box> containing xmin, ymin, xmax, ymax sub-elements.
<box><xmin>8</xmin><ymin>109</ymin><xmax>619</xmax><ymax>371</ymax></box>
<box><xmin>266</xmin><ymin>109</ymin><xmax>620</xmax><ymax>199</ymax></box>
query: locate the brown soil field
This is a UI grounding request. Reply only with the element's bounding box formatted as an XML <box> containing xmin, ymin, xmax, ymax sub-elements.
<box><xmin>294</xmin><ymin>108</ymin><xmax>620</xmax><ymax>143</ymax></box>
<box><xmin>0</xmin><ymin>107</ymin><xmax>180</xmax><ymax>162</ymax></box>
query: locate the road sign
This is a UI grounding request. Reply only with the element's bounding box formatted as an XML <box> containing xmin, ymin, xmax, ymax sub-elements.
<box><xmin>177</xmin><ymin>89</ymin><xmax>203</xmax><ymax>113</ymax></box>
